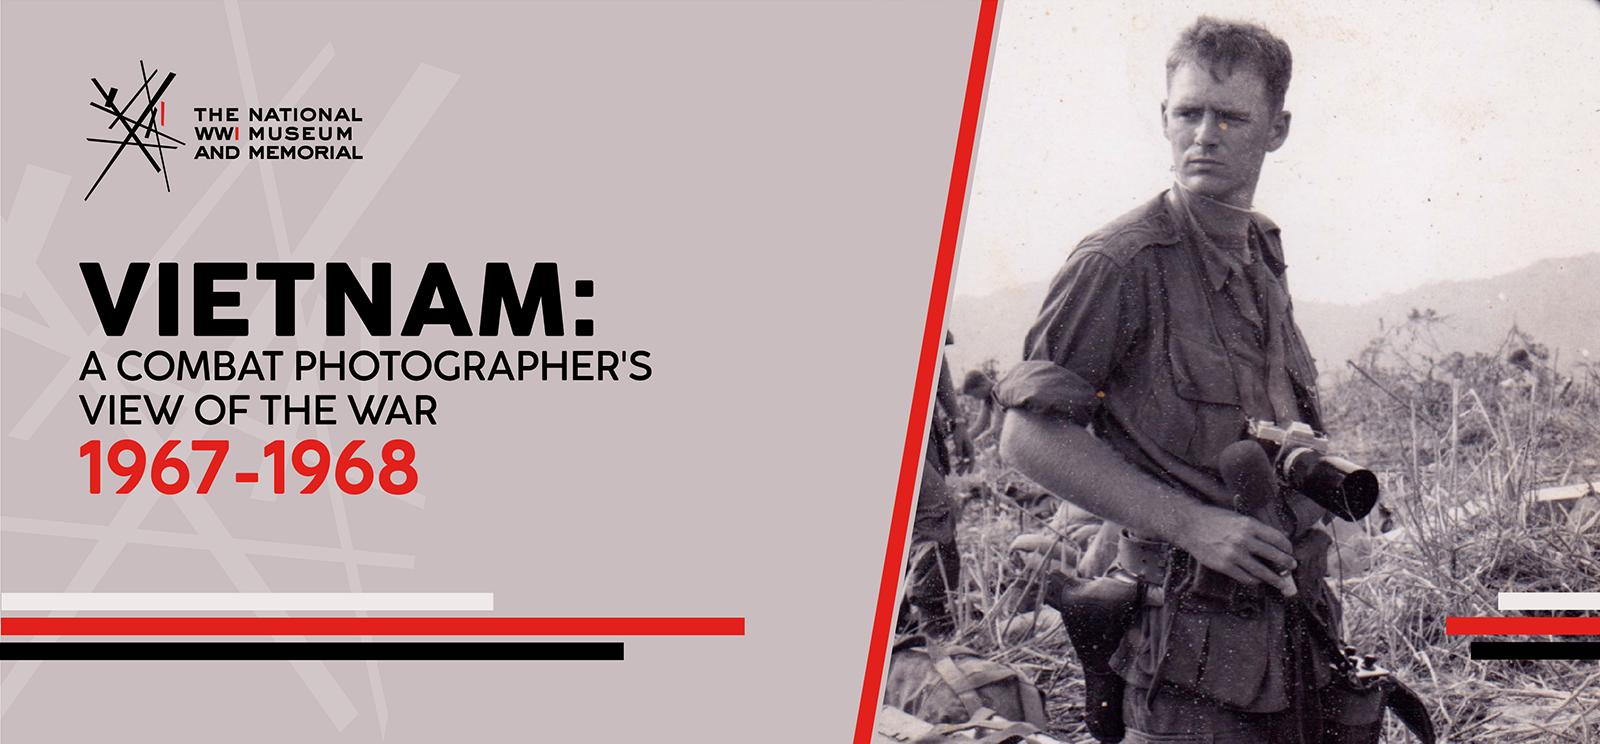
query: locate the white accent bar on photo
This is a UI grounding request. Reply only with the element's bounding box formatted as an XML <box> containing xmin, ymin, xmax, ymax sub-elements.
<box><xmin>0</xmin><ymin>593</ymin><xmax>494</xmax><ymax>612</ymax></box>
<box><xmin>1499</xmin><ymin>593</ymin><xmax>1600</xmax><ymax>611</ymax></box>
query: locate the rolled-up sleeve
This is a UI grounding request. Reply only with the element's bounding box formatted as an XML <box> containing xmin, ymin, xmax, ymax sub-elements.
<box><xmin>995</xmin><ymin>250</ymin><xmax>1140</xmax><ymax>425</ymax></box>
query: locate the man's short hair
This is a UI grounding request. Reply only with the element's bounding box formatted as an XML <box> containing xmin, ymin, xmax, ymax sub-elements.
<box><xmin>960</xmin><ymin>369</ymin><xmax>994</xmax><ymax>398</ymax></box>
<box><xmin>1166</xmin><ymin>17</ymin><xmax>1293</xmax><ymax>111</ymax></box>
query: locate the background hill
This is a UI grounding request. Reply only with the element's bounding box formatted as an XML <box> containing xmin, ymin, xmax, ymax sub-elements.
<box><xmin>945</xmin><ymin>252</ymin><xmax>1600</xmax><ymax>379</ymax></box>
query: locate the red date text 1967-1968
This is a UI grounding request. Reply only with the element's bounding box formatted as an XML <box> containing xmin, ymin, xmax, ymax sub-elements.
<box><xmin>78</xmin><ymin>439</ymin><xmax>418</xmax><ymax>496</ymax></box>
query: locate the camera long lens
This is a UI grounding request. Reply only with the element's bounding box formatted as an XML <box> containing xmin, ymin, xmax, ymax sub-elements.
<box><xmin>1280</xmin><ymin>448</ymin><xmax>1379</xmax><ymax>521</ymax></box>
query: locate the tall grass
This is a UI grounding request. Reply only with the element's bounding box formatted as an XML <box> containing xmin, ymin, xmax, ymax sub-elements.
<box><xmin>1325</xmin><ymin>315</ymin><xmax>1600</xmax><ymax>742</ymax></box>
<box><xmin>935</xmin><ymin>313</ymin><xmax>1600</xmax><ymax>741</ymax></box>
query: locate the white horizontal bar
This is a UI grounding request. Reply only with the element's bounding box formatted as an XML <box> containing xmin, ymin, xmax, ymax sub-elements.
<box><xmin>1499</xmin><ymin>593</ymin><xmax>1600</xmax><ymax>611</ymax></box>
<box><xmin>0</xmin><ymin>593</ymin><xmax>493</xmax><ymax>612</ymax></box>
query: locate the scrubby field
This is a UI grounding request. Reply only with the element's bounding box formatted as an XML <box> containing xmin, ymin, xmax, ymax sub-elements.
<box><xmin>935</xmin><ymin>316</ymin><xmax>1600</xmax><ymax>742</ymax></box>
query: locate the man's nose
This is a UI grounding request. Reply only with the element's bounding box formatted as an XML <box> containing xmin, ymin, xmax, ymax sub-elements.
<box><xmin>1193</xmin><ymin>111</ymin><xmax>1222</xmax><ymax>146</ymax></box>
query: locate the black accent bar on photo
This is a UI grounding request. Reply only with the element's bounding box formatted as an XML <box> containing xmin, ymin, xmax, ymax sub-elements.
<box><xmin>1471</xmin><ymin>642</ymin><xmax>1600</xmax><ymax>661</ymax></box>
<box><xmin>1</xmin><ymin>641</ymin><xmax>625</xmax><ymax>661</ymax></box>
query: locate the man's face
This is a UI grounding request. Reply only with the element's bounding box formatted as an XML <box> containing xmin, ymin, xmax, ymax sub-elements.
<box><xmin>1162</xmin><ymin>60</ymin><xmax>1290</xmax><ymax>205</ymax></box>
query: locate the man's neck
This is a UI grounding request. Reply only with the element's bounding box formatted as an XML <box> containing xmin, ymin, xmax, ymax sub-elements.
<box><xmin>1171</xmin><ymin>185</ymin><xmax>1254</xmax><ymax>247</ymax></box>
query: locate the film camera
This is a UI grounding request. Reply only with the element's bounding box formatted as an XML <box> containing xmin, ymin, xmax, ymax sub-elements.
<box><xmin>1247</xmin><ymin>420</ymin><xmax>1379</xmax><ymax>522</ymax></box>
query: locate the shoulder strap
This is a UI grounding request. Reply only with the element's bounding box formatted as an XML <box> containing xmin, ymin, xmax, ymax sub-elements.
<box><xmin>1014</xmin><ymin>677</ymin><xmax>1049</xmax><ymax>730</ymax></box>
<box><xmin>931</xmin><ymin>655</ymin><xmax>989</xmax><ymax>715</ymax></box>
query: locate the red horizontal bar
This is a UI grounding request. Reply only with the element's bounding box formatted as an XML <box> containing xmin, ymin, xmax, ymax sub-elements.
<box><xmin>1</xmin><ymin>617</ymin><xmax>745</xmax><ymax>637</ymax></box>
<box><xmin>1448</xmin><ymin>617</ymin><xmax>1600</xmax><ymax>636</ymax></box>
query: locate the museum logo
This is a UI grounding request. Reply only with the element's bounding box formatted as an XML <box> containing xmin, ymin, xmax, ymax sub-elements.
<box><xmin>85</xmin><ymin>61</ymin><xmax>183</xmax><ymax>201</ymax></box>
<box><xmin>83</xmin><ymin>60</ymin><xmax>365</xmax><ymax>202</ymax></box>
<box><xmin>191</xmin><ymin>106</ymin><xmax>364</xmax><ymax>163</ymax></box>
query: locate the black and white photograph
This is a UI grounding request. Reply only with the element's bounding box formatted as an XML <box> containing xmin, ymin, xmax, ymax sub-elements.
<box><xmin>882</xmin><ymin>2</ymin><xmax>1600</xmax><ymax>742</ymax></box>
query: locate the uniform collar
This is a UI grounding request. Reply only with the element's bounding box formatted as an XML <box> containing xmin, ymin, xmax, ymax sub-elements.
<box><xmin>1199</xmin><ymin>232</ymin><xmax>1252</xmax><ymax>291</ymax></box>
<box><xmin>1149</xmin><ymin>189</ymin><xmax>1286</xmax><ymax>288</ymax></box>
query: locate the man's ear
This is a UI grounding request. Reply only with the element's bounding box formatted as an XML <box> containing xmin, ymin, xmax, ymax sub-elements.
<box><xmin>1159</xmin><ymin>101</ymin><xmax>1171</xmax><ymax>140</ymax></box>
<box><xmin>1266</xmin><ymin>109</ymin><xmax>1291</xmax><ymax>152</ymax></box>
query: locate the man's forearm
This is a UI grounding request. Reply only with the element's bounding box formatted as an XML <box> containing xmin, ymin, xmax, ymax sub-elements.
<box><xmin>1000</xmin><ymin>407</ymin><xmax>1299</xmax><ymax>590</ymax></box>
<box><xmin>999</xmin><ymin>408</ymin><xmax>1202</xmax><ymax>545</ymax></box>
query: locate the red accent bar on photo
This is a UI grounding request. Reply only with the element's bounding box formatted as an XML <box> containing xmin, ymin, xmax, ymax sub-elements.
<box><xmin>1448</xmin><ymin>617</ymin><xmax>1600</xmax><ymax>636</ymax></box>
<box><xmin>852</xmin><ymin>1</ymin><xmax>999</xmax><ymax>743</ymax></box>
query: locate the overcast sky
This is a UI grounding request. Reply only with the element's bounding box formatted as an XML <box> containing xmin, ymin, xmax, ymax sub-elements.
<box><xmin>957</xmin><ymin>0</ymin><xmax>1600</xmax><ymax>304</ymax></box>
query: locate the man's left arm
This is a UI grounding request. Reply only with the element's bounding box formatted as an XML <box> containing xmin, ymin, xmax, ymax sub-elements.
<box><xmin>936</xmin><ymin>362</ymin><xmax>975</xmax><ymax>473</ymax></box>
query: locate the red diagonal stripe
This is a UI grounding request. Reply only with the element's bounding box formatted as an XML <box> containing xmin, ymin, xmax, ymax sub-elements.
<box><xmin>852</xmin><ymin>2</ymin><xmax>1000</xmax><ymax>743</ymax></box>
<box><xmin>1</xmin><ymin>617</ymin><xmax>745</xmax><ymax>636</ymax></box>
<box><xmin>1448</xmin><ymin>617</ymin><xmax>1600</xmax><ymax>636</ymax></box>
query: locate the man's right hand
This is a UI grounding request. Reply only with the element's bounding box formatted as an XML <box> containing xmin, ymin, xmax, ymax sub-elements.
<box><xmin>1174</xmin><ymin>504</ymin><xmax>1298</xmax><ymax>597</ymax></box>
<box><xmin>1002</xmin><ymin>410</ymin><xmax>1297</xmax><ymax>597</ymax></box>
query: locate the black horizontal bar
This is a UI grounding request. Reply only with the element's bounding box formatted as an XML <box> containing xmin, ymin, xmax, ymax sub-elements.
<box><xmin>0</xmin><ymin>641</ymin><xmax>623</xmax><ymax>661</ymax></box>
<box><xmin>1471</xmin><ymin>641</ymin><xmax>1600</xmax><ymax>661</ymax></box>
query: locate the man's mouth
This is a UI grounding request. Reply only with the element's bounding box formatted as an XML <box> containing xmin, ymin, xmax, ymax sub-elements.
<box><xmin>1187</xmin><ymin>158</ymin><xmax>1225</xmax><ymax>167</ymax></box>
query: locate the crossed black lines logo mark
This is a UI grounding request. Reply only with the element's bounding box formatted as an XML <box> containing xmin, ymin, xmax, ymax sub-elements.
<box><xmin>85</xmin><ymin>61</ymin><xmax>186</xmax><ymax>201</ymax></box>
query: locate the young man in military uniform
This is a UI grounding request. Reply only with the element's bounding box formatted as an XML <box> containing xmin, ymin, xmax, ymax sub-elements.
<box><xmin>997</xmin><ymin>18</ymin><xmax>1338</xmax><ymax>743</ymax></box>
<box><xmin>901</xmin><ymin>334</ymin><xmax>974</xmax><ymax>638</ymax></box>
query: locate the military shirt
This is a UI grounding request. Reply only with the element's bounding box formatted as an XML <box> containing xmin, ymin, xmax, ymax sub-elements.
<box><xmin>995</xmin><ymin>191</ymin><xmax>1322</xmax><ymax>509</ymax></box>
<box><xmin>994</xmin><ymin>190</ymin><xmax>1334</xmax><ymax>712</ymax></box>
